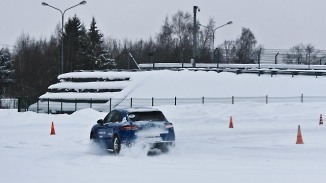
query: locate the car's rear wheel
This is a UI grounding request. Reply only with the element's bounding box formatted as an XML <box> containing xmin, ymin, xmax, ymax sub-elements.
<box><xmin>112</xmin><ymin>135</ymin><xmax>121</xmax><ymax>154</ymax></box>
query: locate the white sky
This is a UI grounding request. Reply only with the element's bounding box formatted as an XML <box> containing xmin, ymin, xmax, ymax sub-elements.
<box><xmin>1</xmin><ymin>0</ymin><xmax>326</xmax><ymax>50</ymax></box>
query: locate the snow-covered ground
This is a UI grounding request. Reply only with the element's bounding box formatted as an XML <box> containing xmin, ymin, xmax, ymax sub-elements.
<box><xmin>2</xmin><ymin>71</ymin><xmax>326</xmax><ymax>183</ymax></box>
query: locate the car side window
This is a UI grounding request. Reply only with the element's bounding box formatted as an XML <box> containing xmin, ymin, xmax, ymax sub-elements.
<box><xmin>105</xmin><ymin>111</ymin><xmax>122</xmax><ymax>123</ymax></box>
<box><xmin>103</xmin><ymin>112</ymin><xmax>114</xmax><ymax>123</ymax></box>
<box><xmin>112</xmin><ymin>112</ymin><xmax>122</xmax><ymax>122</ymax></box>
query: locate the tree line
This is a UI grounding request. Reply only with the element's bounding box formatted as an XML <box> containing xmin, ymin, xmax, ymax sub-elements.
<box><xmin>0</xmin><ymin>10</ymin><xmax>321</xmax><ymax>98</ymax></box>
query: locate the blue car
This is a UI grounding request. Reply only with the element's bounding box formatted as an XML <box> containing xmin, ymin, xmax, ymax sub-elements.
<box><xmin>90</xmin><ymin>107</ymin><xmax>175</xmax><ymax>154</ymax></box>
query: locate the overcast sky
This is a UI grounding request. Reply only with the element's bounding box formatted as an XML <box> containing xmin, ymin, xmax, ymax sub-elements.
<box><xmin>1</xmin><ymin>0</ymin><xmax>326</xmax><ymax>50</ymax></box>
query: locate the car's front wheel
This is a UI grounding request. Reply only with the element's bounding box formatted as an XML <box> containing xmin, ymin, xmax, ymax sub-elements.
<box><xmin>112</xmin><ymin>135</ymin><xmax>121</xmax><ymax>154</ymax></box>
<box><xmin>90</xmin><ymin>132</ymin><xmax>95</xmax><ymax>140</ymax></box>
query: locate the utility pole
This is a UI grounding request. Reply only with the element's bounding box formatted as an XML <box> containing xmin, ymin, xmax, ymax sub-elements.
<box><xmin>192</xmin><ymin>6</ymin><xmax>200</xmax><ymax>67</ymax></box>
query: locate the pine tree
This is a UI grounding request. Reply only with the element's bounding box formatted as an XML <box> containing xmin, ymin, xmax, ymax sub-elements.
<box><xmin>87</xmin><ymin>17</ymin><xmax>106</xmax><ymax>70</ymax></box>
<box><xmin>63</xmin><ymin>15</ymin><xmax>87</xmax><ymax>71</ymax></box>
<box><xmin>0</xmin><ymin>48</ymin><xmax>14</xmax><ymax>97</ymax></box>
<box><xmin>95</xmin><ymin>53</ymin><xmax>117</xmax><ymax>70</ymax></box>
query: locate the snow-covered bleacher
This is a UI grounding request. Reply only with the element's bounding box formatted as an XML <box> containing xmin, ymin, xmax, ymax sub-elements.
<box><xmin>29</xmin><ymin>71</ymin><xmax>144</xmax><ymax>113</ymax></box>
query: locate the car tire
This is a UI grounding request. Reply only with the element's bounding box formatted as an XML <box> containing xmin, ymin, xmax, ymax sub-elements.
<box><xmin>161</xmin><ymin>142</ymin><xmax>175</xmax><ymax>153</ymax></box>
<box><xmin>112</xmin><ymin>135</ymin><xmax>121</xmax><ymax>154</ymax></box>
<box><xmin>90</xmin><ymin>132</ymin><xmax>95</xmax><ymax>140</ymax></box>
<box><xmin>161</xmin><ymin>145</ymin><xmax>170</xmax><ymax>153</ymax></box>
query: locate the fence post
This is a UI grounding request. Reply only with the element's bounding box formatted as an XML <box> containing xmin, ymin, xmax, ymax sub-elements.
<box><xmin>130</xmin><ymin>98</ymin><xmax>133</xmax><ymax>108</ymax></box>
<box><xmin>232</xmin><ymin>96</ymin><xmax>234</xmax><ymax>104</ymax></box>
<box><xmin>153</xmin><ymin>52</ymin><xmax>155</xmax><ymax>69</ymax></box>
<box><xmin>47</xmin><ymin>98</ymin><xmax>50</xmax><ymax>114</ymax></box>
<box><xmin>25</xmin><ymin>98</ymin><xmax>28</xmax><ymax>111</ymax></box>
<box><xmin>258</xmin><ymin>48</ymin><xmax>262</xmax><ymax>69</ymax></box>
<box><xmin>175</xmin><ymin>97</ymin><xmax>177</xmax><ymax>106</ymax></box>
<box><xmin>61</xmin><ymin>99</ymin><xmax>63</xmax><ymax>113</ymax></box>
<box><xmin>266</xmin><ymin>95</ymin><xmax>268</xmax><ymax>104</ymax></box>
<box><xmin>75</xmin><ymin>99</ymin><xmax>77</xmax><ymax>112</ymax></box>
<box><xmin>275</xmin><ymin>52</ymin><xmax>279</xmax><ymax>64</ymax></box>
<box><xmin>152</xmin><ymin>97</ymin><xmax>154</xmax><ymax>106</ymax></box>
<box><xmin>17</xmin><ymin>97</ymin><xmax>21</xmax><ymax>112</ymax></box>
<box><xmin>215</xmin><ymin>48</ymin><xmax>220</xmax><ymax>68</ymax></box>
<box><xmin>301</xmin><ymin>94</ymin><xmax>303</xmax><ymax>103</ymax></box>
<box><xmin>90</xmin><ymin>98</ymin><xmax>93</xmax><ymax>108</ymax></box>
<box><xmin>109</xmin><ymin>98</ymin><xmax>112</xmax><ymax>112</ymax></box>
<box><xmin>202</xmin><ymin>97</ymin><xmax>205</xmax><ymax>104</ymax></box>
<box><xmin>37</xmin><ymin>100</ymin><xmax>39</xmax><ymax>113</ymax></box>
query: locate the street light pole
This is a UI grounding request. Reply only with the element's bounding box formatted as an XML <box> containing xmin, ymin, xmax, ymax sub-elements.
<box><xmin>42</xmin><ymin>1</ymin><xmax>87</xmax><ymax>74</ymax></box>
<box><xmin>199</xmin><ymin>21</ymin><xmax>232</xmax><ymax>63</ymax></box>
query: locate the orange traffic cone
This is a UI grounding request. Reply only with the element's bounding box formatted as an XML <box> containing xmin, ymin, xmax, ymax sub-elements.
<box><xmin>50</xmin><ymin>122</ymin><xmax>56</xmax><ymax>135</ymax></box>
<box><xmin>320</xmin><ymin>114</ymin><xmax>323</xmax><ymax>125</ymax></box>
<box><xmin>296</xmin><ymin>125</ymin><xmax>304</xmax><ymax>144</ymax></box>
<box><xmin>229</xmin><ymin>116</ymin><xmax>234</xmax><ymax>128</ymax></box>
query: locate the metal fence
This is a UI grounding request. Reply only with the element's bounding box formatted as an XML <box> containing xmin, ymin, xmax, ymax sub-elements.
<box><xmin>115</xmin><ymin>95</ymin><xmax>308</xmax><ymax>108</ymax></box>
<box><xmin>20</xmin><ymin>94</ymin><xmax>326</xmax><ymax>114</ymax></box>
<box><xmin>0</xmin><ymin>98</ymin><xmax>18</xmax><ymax>109</ymax></box>
<box><xmin>139</xmin><ymin>48</ymin><xmax>326</xmax><ymax>69</ymax></box>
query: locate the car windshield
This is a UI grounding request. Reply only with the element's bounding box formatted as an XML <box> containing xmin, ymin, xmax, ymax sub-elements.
<box><xmin>128</xmin><ymin>111</ymin><xmax>166</xmax><ymax>122</ymax></box>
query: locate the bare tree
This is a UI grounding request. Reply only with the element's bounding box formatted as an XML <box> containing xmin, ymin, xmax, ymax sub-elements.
<box><xmin>218</xmin><ymin>40</ymin><xmax>236</xmax><ymax>63</ymax></box>
<box><xmin>234</xmin><ymin>28</ymin><xmax>258</xmax><ymax>63</ymax></box>
<box><xmin>284</xmin><ymin>44</ymin><xmax>319</xmax><ymax>65</ymax></box>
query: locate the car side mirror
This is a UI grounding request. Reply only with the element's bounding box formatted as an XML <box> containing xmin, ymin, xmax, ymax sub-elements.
<box><xmin>97</xmin><ymin>119</ymin><xmax>104</xmax><ymax>124</ymax></box>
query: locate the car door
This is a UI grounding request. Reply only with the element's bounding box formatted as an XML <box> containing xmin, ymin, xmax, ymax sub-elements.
<box><xmin>102</xmin><ymin>110</ymin><xmax>122</xmax><ymax>147</ymax></box>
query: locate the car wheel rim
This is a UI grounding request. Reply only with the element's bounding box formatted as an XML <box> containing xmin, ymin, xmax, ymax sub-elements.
<box><xmin>113</xmin><ymin>137</ymin><xmax>119</xmax><ymax>153</ymax></box>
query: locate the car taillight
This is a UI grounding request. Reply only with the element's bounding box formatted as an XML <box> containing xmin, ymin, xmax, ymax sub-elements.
<box><xmin>121</xmin><ymin>125</ymin><xmax>138</xmax><ymax>131</ymax></box>
<box><xmin>165</xmin><ymin>123</ymin><xmax>174</xmax><ymax>129</ymax></box>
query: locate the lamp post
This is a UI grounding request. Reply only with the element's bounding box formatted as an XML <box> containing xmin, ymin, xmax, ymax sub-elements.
<box><xmin>199</xmin><ymin>21</ymin><xmax>232</xmax><ymax>63</ymax></box>
<box><xmin>42</xmin><ymin>1</ymin><xmax>87</xmax><ymax>74</ymax></box>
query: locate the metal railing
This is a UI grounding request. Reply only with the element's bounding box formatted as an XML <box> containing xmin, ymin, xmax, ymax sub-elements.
<box><xmin>139</xmin><ymin>48</ymin><xmax>326</xmax><ymax>69</ymax></box>
<box><xmin>22</xmin><ymin>94</ymin><xmax>326</xmax><ymax>114</ymax></box>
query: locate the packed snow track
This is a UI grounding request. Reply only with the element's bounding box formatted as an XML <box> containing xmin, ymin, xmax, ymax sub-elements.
<box><xmin>1</xmin><ymin>102</ymin><xmax>326</xmax><ymax>183</ymax></box>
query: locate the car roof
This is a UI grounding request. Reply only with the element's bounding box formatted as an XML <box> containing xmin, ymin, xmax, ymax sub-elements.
<box><xmin>116</xmin><ymin>107</ymin><xmax>161</xmax><ymax>113</ymax></box>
